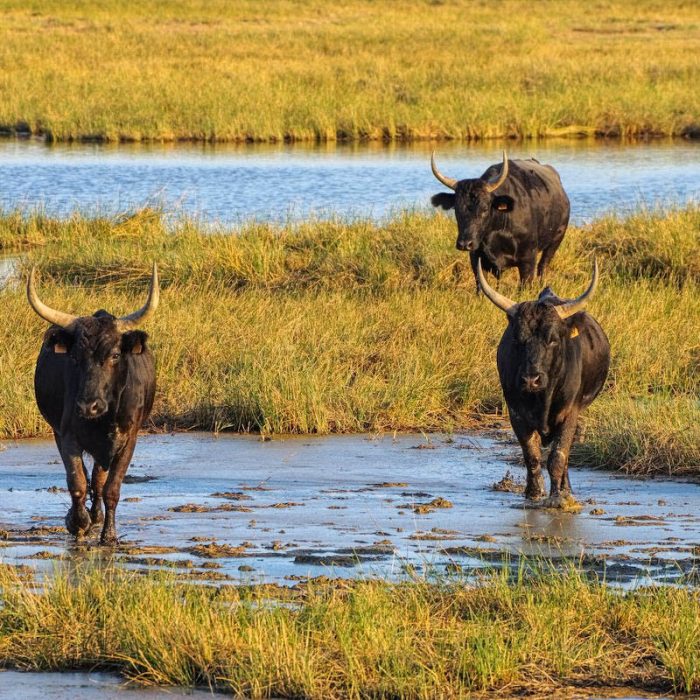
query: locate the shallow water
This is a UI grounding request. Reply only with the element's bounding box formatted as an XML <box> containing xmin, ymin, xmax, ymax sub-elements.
<box><xmin>0</xmin><ymin>432</ymin><xmax>698</xmax><ymax>586</ymax></box>
<box><xmin>0</xmin><ymin>671</ymin><xmax>216</xmax><ymax>698</ymax></box>
<box><xmin>0</xmin><ymin>140</ymin><xmax>698</xmax><ymax>225</ymax></box>
<box><xmin>0</xmin><ymin>670</ymin><xmax>663</xmax><ymax>699</ymax></box>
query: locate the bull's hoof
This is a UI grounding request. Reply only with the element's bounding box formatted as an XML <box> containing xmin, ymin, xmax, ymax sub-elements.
<box><xmin>543</xmin><ymin>494</ymin><xmax>582</xmax><ymax>513</ymax></box>
<box><xmin>100</xmin><ymin>531</ymin><xmax>119</xmax><ymax>547</ymax></box>
<box><xmin>65</xmin><ymin>506</ymin><xmax>91</xmax><ymax>537</ymax></box>
<box><xmin>524</xmin><ymin>486</ymin><xmax>546</xmax><ymax>500</ymax></box>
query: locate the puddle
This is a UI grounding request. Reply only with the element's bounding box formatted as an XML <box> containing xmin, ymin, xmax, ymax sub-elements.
<box><xmin>0</xmin><ymin>670</ymin><xmax>664</xmax><ymax>699</ymax></box>
<box><xmin>0</xmin><ymin>671</ymin><xmax>218</xmax><ymax>697</ymax></box>
<box><xmin>0</xmin><ymin>255</ymin><xmax>18</xmax><ymax>289</ymax></box>
<box><xmin>0</xmin><ymin>432</ymin><xmax>698</xmax><ymax>586</ymax></box>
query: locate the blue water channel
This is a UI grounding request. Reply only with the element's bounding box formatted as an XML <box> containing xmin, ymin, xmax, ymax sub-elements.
<box><xmin>0</xmin><ymin>139</ymin><xmax>698</xmax><ymax>225</ymax></box>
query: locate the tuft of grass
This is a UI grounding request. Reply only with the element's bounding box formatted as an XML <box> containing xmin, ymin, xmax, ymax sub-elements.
<box><xmin>0</xmin><ymin>206</ymin><xmax>698</xmax><ymax>476</ymax></box>
<box><xmin>0</xmin><ymin>1</ymin><xmax>698</xmax><ymax>142</ymax></box>
<box><xmin>0</xmin><ymin>564</ymin><xmax>699</xmax><ymax>696</ymax></box>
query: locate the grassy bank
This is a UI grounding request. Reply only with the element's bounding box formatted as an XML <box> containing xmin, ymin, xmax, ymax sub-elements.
<box><xmin>0</xmin><ymin>564</ymin><xmax>698</xmax><ymax>696</ymax></box>
<box><xmin>0</xmin><ymin>0</ymin><xmax>698</xmax><ymax>142</ymax></box>
<box><xmin>0</xmin><ymin>205</ymin><xmax>698</xmax><ymax>476</ymax></box>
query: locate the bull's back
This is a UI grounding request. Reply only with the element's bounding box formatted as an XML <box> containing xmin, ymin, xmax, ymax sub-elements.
<box><xmin>34</xmin><ymin>346</ymin><xmax>68</xmax><ymax>432</ymax></box>
<box><xmin>569</xmin><ymin>312</ymin><xmax>610</xmax><ymax>408</ymax></box>
<box><xmin>484</xmin><ymin>159</ymin><xmax>570</xmax><ymax>245</ymax></box>
<box><xmin>118</xmin><ymin>350</ymin><xmax>157</xmax><ymax>430</ymax></box>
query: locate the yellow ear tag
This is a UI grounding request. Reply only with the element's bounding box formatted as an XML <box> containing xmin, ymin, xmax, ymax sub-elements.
<box><xmin>569</xmin><ymin>327</ymin><xmax>579</xmax><ymax>339</ymax></box>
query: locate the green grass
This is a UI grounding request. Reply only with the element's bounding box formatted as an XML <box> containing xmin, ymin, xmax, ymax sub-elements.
<box><xmin>0</xmin><ymin>205</ymin><xmax>698</xmax><ymax>477</ymax></box>
<box><xmin>0</xmin><ymin>563</ymin><xmax>698</xmax><ymax>696</ymax></box>
<box><xmin>0</xmin><ymin>0</ymin><xmax>698</xmax><ymax>142</ymax></box>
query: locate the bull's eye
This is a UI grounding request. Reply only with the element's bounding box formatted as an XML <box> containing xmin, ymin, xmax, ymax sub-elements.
<box><xmin>110</xmin><ymin>352</ymin><xmax>121</xmax><ymax>362</ymax></box>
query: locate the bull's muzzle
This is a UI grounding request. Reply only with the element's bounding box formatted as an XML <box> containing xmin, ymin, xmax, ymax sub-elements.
<box><xmin>77</xmin><ymin>399</ymin><xmax>108</xmax><ymax>419</ymax></box>
<box><xmin>521</xmin><ymin>373</ymin><xmax>545</xmax><ymax>393</ymax></box>
<box><xmin>456</xmin><ymin>239</ymin><xmax>475</xmax><ymax>252</ymax></box>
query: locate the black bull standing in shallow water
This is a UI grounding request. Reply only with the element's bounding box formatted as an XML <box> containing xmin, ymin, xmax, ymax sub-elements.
<box><xmin>431</xmin><ymin>151</ymin><xmax>570</xmax><ymax>289</ymax></box>
<box><xmin>478</xmin><ymin>259</ymin><xmax>610</xmax><ymax>507</ymax></box>
<box><xmin>28</xmin><ymin>265</ymin><xmax>159</xmax><ymax>544</ymax></box>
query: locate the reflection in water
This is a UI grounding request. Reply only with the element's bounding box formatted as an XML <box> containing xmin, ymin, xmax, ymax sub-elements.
<box><xmin>0</xmin><ymin>139</ymin><xmax>697</xmax><ymax>225</ymax></box>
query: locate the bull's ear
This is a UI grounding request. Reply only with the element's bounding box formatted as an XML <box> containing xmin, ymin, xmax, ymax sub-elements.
<box><xmin>492</xmin><ymin>195</ymin><xmax>514</xmax><ymax>213</ymax></box>
<box><xmin>44</xmin><ymin>328</ymin><xmax>73</xmax><ymax>354</ymax></box>
<box><xmin>122</xmin><ymin>330</ymin><xmax>148</xmax><ymax>355</ymax></box>
<box><xmin>431</xmin><ymin>193</ymin><xmax>456</xmax><ymax>210</ymax></box>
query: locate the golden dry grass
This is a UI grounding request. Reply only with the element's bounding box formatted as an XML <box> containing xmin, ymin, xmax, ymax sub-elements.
<box><xmin>0</xmin><ymin>206</ymin><xmax>697</xmax><ymax>476</ymax></box>
<box><xmin>0</xmin><ymin>564</ymin><xmax>698</xmax><ymax>696</ymax></box>
<box><xmin>0</xmin><ymin>0</ymin><xmax>698</xmax><ymax>142</ymax></box>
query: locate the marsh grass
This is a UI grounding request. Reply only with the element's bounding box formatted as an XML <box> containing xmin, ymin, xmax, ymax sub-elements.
<box><xmin>0</xmin><ymin>206</ymin><xmax>698</xmax><ymax>475</ymax></box>
<box><xmin>0</xmin><ymin>563</ymin><xmax>699</xmax><ymax>696</ymax></box>
<box><xmin>0</xmin><ymin>1</ymin><xmax>698</xmax><ymax>142</ymax></box>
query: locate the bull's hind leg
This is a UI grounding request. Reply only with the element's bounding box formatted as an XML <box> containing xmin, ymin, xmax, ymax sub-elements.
<box><xmin>517</xmin><ymin>256</ymin><xmax>537</xmax><ymax>286</ymax></box>
<box><xmin>544</xmin><ymin>411</ymin><xmax>579</xmax><ymax>508</ymax></box>
<box><xmin>510</xmin><ymin>415</ymin><xmax>545</xmax><ymax>499</ymax></box>
<box><xmin>55</xmin><ymin>434</ymin><xmax>92</xmax><ymax>538</ymax></box>
<box><xmin>537</xmin><ymin>225</ymin><xmax>567</xmax><ymax>279</ymax></box>
<box><xmin>100</xmin><ymin>438</ymin><xmax>137</xmax><ymax>546</ymax></box>
<box><xmin>90</xmin><ymin>463</ymin><xmax>108</xmax><ymax>527</ymax></box>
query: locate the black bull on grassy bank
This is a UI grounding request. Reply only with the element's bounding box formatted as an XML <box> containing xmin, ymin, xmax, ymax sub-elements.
<box><xmin>431</xmin><ymin>151</ymin><xmax>570</xmax><ymax>289</ymax></box>
<box><xmin>27</xmin><ymin>265</ymin><xmax>159</xmax><ymax>544</ymax></box>
<box><xmin>478</xmin><ymin>259</ymin><xmax>610</xmax><ymax>507</ymax></box>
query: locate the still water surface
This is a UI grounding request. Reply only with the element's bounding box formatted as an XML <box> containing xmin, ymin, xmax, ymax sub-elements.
<box><xmin>0</xmin><ymin>140</ymin><xmax>698</xmax><ymax>225</ymax></box>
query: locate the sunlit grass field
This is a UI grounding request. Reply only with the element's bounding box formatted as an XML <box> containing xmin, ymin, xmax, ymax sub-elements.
<box><xmin>0</xmin><ymin>205</ymin><xmax>698</xmax><ymax>476</ymax></box>
<box><xmin>0</xmin><ymin>0</ymin><xmax>698</xmax><ymax>142</ymax></box>
<box><xmin>0</xmin><ymin>564</ymin><xmax>698</xmax><ymax>696</ymax></box>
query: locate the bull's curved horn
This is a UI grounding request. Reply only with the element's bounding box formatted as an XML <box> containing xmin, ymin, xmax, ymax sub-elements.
<box><xmin>430</xmin><ymin>151</ymin><xmax>458</xmax><ymax>191</ymax></box>
<box><xmin>555</xmin><ymin>259</ymin><xmax>599</xmax><ymax>320</ymax></box>
<box><xmin>477</xmin><ymin>259</ymin><xmax>516</xmax><ymax>315</ymax></box>
<box><xmin>115</xmin><ymin>263</ymin><xmax>160</xmax><ymax>331</ymax></box>
<box><xmin>484</xmin><ymin>150</ymin><xmax>509</xmax><ymax>193</ymax></box>
<box><xmin>27</xmin><ymin>267</ymin><xmax>78</xmax><ymax>328</ymax></box>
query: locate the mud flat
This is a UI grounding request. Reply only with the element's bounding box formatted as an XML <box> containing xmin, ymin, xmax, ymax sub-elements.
<box><xmin>0</xmin><ymin>432</ymin><xmax>698</xmax><ymax>586</ymax></box>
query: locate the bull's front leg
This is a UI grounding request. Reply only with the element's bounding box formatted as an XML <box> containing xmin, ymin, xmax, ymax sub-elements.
<box><xmin>100</xmin><ymin>438</ymin><xmax>137</xmax><ymax>546</ymax></box>
<box><xmin>544</xmin><ymin>411</ymin><xmax>579</xmax><ymax>508</ymax></box>
<box><xmin>56</xmin><ymin>434</ymin><xmax>92</xmax><ymax>538</ymax></box>
<box><xmin>510</xmin><ymin>413</ymin><xmax>545</xmax><ymax>499</ymax></box>
<box><xmin>90</xmin><ymin>463</ymin><xmax>108</xmax><ymax>527</ymax></box>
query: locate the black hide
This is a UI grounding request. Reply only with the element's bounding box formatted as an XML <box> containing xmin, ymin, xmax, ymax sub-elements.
<box><xmin>432</xmin><ymin>159</ymin><xmax>570</xmax><ymax>289</ymax></box>
<box><xmin>34</xmin><ymin>312</ymin><xmax>156</xmax><ymax>544</ymax></box>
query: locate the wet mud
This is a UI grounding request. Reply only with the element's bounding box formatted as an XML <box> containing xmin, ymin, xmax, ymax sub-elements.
<box><xmin>0</xmin><ymin>432</ymin><xmax>699</xmax><ymax>586</ymax></box>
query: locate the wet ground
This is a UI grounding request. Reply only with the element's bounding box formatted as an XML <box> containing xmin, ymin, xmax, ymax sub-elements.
<box><xmin>0</xmin><ymin>671</ymin><xmax>216</xmax><ymax>698</ymax></box>
<box><xmin>0</xmin><ymin>670</ymin><xmax>665</xmax><ymax>699</ymax></box>
<box><xmin>0</xmin><ymin>432</ymin><xmax>698</xmax><ymax>587</ymax></box>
